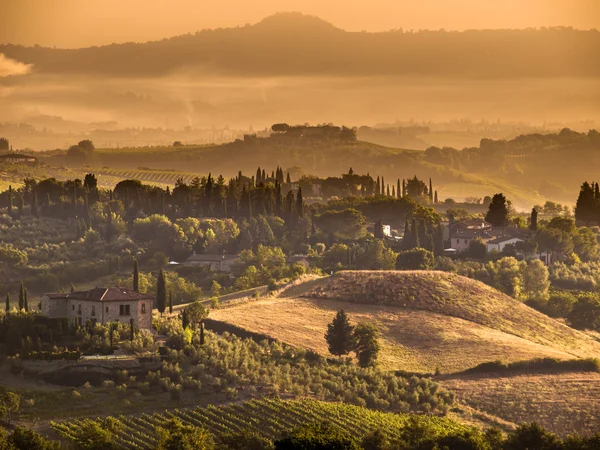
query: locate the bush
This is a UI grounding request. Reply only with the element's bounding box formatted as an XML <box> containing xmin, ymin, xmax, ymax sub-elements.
<box><xmin>568</xmin><ymin>294</ymin><xmax>600</xmax><ymax>330</ymax></box>
<box><xmin>546</xmin><ymin>291</ymin><xmax>577</xmax><ymax>318</ymax></box>
<box><xmin>396</xmin><ymin>248</ymin><xmax>434</xmax><ymax>270</ymax></box>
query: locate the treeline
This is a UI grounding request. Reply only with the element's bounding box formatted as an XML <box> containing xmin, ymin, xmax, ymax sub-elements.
<box><xmin>2</xmin><ymin>14</ymin><xmax>599</xmax><ymax>78</ymax></box>
<box><xmin>424</xmin><ymin>128</ymin><xmax>600</xmax><ymax>174</ymax></box>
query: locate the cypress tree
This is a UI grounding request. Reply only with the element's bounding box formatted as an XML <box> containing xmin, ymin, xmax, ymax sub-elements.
<box><xmin>8</xmin><ymin>185</ymin><xmax>12</xmax><ymax>216</ymax></box>
<box><xmin>325</xmin><ymin>309</ymin><xmax>355</xmax><ymax>356</ymax></box>
<box><xmin>429</xmin><ymin>178</ymin><xmax>434</xmax><ymax>203</ymax></box>
<box><xmin>23</xmin><ymin>288</ymin><xmax>28</xmax><ymax>312</ymax></box>
<box><xmin>381</xmin><ymin>177</ymin><xmax>385</xmax><ymax>195</ymax></box>
<box><xmin>18</xmin><ymin>282</ymin><xmax>25</xmax><ymax>310</ymax></box>
<box><xmin>295</xmin><ymin>187</ymin><xmax>304</xmax><ymax>218</ymax></box>
<box><xmin>5</xmin><ymin>293</ymin><xmax>10</xmax><ymax>313</ymax></box>
<box><xmin>256</xmin><ymin>167</ymin><xmax>262</xmax><ymax>184</ymax></box>
<box><xmin>392</xmin><ymin>186</ymin><xmax>396</xmax><ymax>197</ymax></box>
<box><xmin>402</xmin><ymin>179</ymin><xmax>406</xmax><ymax>198</ymax></box>
<box><xmin>375</xmin><ymin>177</ymin><xmax>380</xmax><ymax>195</ymax></box>
<box><xmin>397</xmin><ymin>179</ymin><xmax>401</xmax><ymax>198</ymax></box>
<box><xmin>434</xmin><ymin>190</ymin><xmax>438</xmax><ymax>204</ymax></box>
<box><xmin>374</xmin><ymin>219</ymin><xmax>384</xmax><ymax>239</ymax></box>
<box><xmin>156</xmin><ymin>268</ymin><xmax>166</xmax><ymax>315</ymax></box>
<box><xmin>286</xmin><ymin>172</ymin><xmax>291</xmax><ymax>184</ymax></box>
<box><xmin>411</xmin><ymin>219</ymin><xmax>419</xmax><ymax>248</ymax></box>
<box><xmin>133</xmin><ymin>260</ymin><xmax>139</xmax><ymax>292</ymax></box>
<box><xmin>130</xmin><ymin>318</ymin><xmax>135</xmax><ymax>342</ymax></box>
<box><xmin>386</xmin><ymin>185</ymin><xmax>390</xmax><ymax>196</ymax></box>
<box><xmin>169</xmin><ymin>290</ymin><xmax>173</xmax><ymax>314</ymax></box>
<box><xmin>530</xmin><ymin>208</ymin><xmax>538</xmax><ymax>231</ymax></box>
<box><xmin>434</xmin><ymin>225</ymin><xmax>445</xmax><ymax>256</ymax></box>
<box><xmin>262</xmin><ymin>169</ymin><xmax>266</xmax><ymax>182</ymax></box>
<box><xmin>200</xmin><ymin>322</ymin><xmax>205</xmax><ymax>346</ymax></box>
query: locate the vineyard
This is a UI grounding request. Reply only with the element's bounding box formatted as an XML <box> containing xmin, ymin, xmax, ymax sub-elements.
<box><xmin>52</xmin><ymin>397</ymin><xmax>467</xmax><ymax>449</ymax></box>
<box><xmin>94</xmin><ymin>168</ymin><xmax>202</xmax><ymax>188</ymax></box>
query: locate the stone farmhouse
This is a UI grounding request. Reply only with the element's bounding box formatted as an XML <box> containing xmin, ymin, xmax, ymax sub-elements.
<box><xmin>40</xmin><ymin>287</ymin><xmax>154</xmax><ymax>329</ymax></box>
<box><xmin>0</xmin><ymin>153</ymin><xmax>37</xmax><ymax>164</ymax></box>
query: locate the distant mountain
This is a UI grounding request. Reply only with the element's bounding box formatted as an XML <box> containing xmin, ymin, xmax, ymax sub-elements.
<box><xmin>1</xmin><ymin>13</ymin><xmax>599</xmax><ymax>78</ymax></box>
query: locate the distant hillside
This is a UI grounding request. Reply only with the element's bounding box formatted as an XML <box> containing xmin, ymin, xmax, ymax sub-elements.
<box><xmin>2</xmin><ymin>13</ymin><xmax>599</xmax><ymax>78</ymax></box>
<box><xmin>211</xmin><ymin>271</ymin><xmax>600</xmax><ymax>373</ymax></box>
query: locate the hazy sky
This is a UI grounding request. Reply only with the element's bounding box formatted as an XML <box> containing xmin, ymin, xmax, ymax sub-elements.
<box><xmin>0</xmin><ymin>0</ymin><xmax>598</xmax><ymax>48</ymax></box>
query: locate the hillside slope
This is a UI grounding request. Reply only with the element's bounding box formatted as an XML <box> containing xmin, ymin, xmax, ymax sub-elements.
<box><xmin>211</xmin><ymin>271</ymin><xmax>600</xmax><ymax>373</ymax></box>
<box><xmin>292</xmin><ymin>271</ymin><xmax>600</xmax><ymax>355</ymax></box>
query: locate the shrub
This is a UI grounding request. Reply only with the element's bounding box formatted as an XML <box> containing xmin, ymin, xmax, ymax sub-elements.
<box><xmin>546</xmin><ymin>291</ymin><xmax>577</xmax><ymax>318</ymax></box>
<box><xmin>568</xmin><ymin>294</ymin><xmax>600</xmax><ymax>330</ymax></box>
<box><xmin>396</xmin><ymin>248</ymin><xmax>434</xmax><ymax>270</ymax></box>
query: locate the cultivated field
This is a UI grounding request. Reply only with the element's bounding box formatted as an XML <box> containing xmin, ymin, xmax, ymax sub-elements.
<box><xmin>442</xmin><ymin>372</ymin><xmax>600</xmax><ymax>437</ymax></box>
<box><xmin>52</xmin><ymin>397</ymin><xmax>469</xmax><ymax>449</ymax></box>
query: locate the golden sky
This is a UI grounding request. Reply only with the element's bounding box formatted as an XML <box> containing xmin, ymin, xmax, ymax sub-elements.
<box><xmin>0</xmin><ymin>0</ymin><xmax>598</xmax><ymax>48</ymax></box>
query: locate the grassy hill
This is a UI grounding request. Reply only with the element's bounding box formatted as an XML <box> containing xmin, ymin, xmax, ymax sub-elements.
<box><xmin>211</xmin><ymin>272</ymin><xmax>600</xmax><ymax>373</ymax></box>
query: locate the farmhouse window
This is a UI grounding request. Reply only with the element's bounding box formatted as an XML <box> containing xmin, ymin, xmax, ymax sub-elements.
<box><xmin>78</xmin><ymin>304</ymin><xmax>82</xmax><ymax>315</ymax></box>
<box><xmin>464</xmin><ymin>239</ymin><xmax>467</xmax><ymax>244</ymax></box>
<box><xmin>119</xmin><ymin>304</ymin><xmax>131</xmax><ymax>316</ymax></box>
<box><xmin>142</xmin><ymin>304</ymin><xmax>146</xmax><ymax>314</ymax></box>
<box><xmin>106</xmin><ymin>306</ymin><xmax>109</xmax><ymax>313</ymax></box>
<box><xmin>91</xmin><ymin>305</ymin><xmax>96</xmax><ymax>317</ymax></box>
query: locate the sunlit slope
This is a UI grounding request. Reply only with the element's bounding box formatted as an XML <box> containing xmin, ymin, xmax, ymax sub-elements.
<box><xmin>211</xmin><ymin>271</ymin><xmax>600</xmax><ymax>373</ymax></box>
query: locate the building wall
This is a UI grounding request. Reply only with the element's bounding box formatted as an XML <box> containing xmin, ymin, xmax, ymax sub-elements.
<box><xmin>42</xmin><ymin>298</ymin><xmax>153</xmax><ymax>329</ymax></box>
<box><xmin>40</xmin><ymin>295</ymin><xmax>68</xmax><ymax>318</ymax></box>
<box><xmin>451</xmin><ymin>237</ymin><xmax>473</xmax><ymax>252</ymax></box>
<box><xmin>487</xmin><ymin>238</ymin><xmax>523</xmax><ymax>253</ymax></box>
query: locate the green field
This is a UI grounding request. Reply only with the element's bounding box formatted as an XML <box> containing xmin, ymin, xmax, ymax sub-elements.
<box><xmin>52</xmin><ymin>397</ymin><xmax>468</xmax><ymax>449</ymax></box>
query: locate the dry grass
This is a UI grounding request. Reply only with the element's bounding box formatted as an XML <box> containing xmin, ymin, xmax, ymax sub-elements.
<box><xmin>210</xmin><ymin>297</ymin><xmax>588</xmax><ymax>373</ymax></box>
<box><xmin>442</xmin><ymin>372</ymin><xmax>600</xmax><ymax>437</ymax></box>
<box><xmin>290</xmin><ymin>271</ymin><xmax>600</xmax><ymax>357</ymax></box>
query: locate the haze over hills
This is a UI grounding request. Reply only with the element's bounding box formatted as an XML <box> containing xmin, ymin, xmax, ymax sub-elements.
<box><xmin>1</xmin><ymin>13</ymin><xmax>599</xmax><ymax>78</ymax></box>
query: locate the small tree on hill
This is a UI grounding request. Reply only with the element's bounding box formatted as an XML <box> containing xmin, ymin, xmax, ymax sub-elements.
<box><xmin>353</xmin><ymin>322</ymin><xmax>380</xmax><ymax>368</ymax></box>
<box><xmin>325</xmin><ymin>310</ymin><xmax>355</xmax><ymax>357</ymax></box>
<box><xmin>156</xmin><ymin>268</ymin><xmax>166</xmax><ymax>315</ymax></box>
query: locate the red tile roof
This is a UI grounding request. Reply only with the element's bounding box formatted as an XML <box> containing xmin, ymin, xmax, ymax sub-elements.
<box><xmin>44</xmin><ymin>287</ymin><xmax>154</xmax><ymax>302</ymax></box>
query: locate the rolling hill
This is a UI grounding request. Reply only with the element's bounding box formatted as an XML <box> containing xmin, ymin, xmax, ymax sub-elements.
<box><xmin>211</xmin><ymin>271</ymin><xmax>600</xmax><ymax>373</ymax></box>
<box><xmin>2</xmin><ymin>13</ymin><xmax>599</xmax><ymax>78</ymax></box>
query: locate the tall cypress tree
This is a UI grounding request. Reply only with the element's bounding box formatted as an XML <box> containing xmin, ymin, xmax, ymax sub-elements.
<box><xmin>133</xmin><ymin>260</ymin><xmax>139</xmax><ymax>292</ymax></box>
<box><xmin>434</xmin><ymin>190</ymin><xmax>438</xmax><ymax>204</ymax></box>
<box><xmin>8</xmin><ymin>185</ymin><xmax>13</xmax><ymax>216</ymax></box>
<box><xmin>381</xmin><ymin>177</ymin><xmax>385</xmax><ymax>195</ymax></box>
<box><xmin>295</xmin><ymin>187</ymin><xmax>304</xmax><ymax>218</ymax></box>
<box><xmin>429</xmin><ymin>178</ymin><xmax>434</xmax><ymax>203</ymax></box>
<box><xmin>18</xmin><ymin>282</ymin><xmax>25</xmax><ymax>310</ymax></box>
<box><xmin>397</xmin><ymin>179</ymin><xmax>401</xmax><ymax>198</ymax></box>
<box><xmin>530</xmin><ymin>208</ymin><xmax>538</xmax><ymax>231</ymax></box>
<box><xmin>434</xmin><ymin>225</ymin><xmax>445</xmax><ymax>256</ymax></box>
<box><xmin>23</xmin><ymin>287</ymin><xmax>28</xmax><ymax>312</ymax></box>
<box><xmin>5</xmin><ymin>293</ymin><xmax>10</xmax><ymax>313</ymax></box>
<box><xmin>411</xmin><ymin>219</ymin><xmax>420</xmax><ymax>248</ymax></box>
<box><xmin>169</xmin><ymin>291</ymin><xmax>173</xmax><ymax>314</ymax></box>
<box><xmin>156</xmin><ymin>268</ymin><xmax>166</xmax><ymax>315</ymax></box>
<box><xmin>286</xmin><ymin>172</ymin><xmax>291</xmax><ymax>184</ymax></box>
<box><xmin>375</xmin><ymin>177</ymin><xmax>380</xmax><ymax>195</ymax></box>
<box><xmin>325</xmin><ymin>309</ymin><xmax>355</xmax><ymax>356</ymax></box>
<box><xmin>402</xmin><ymin>179</ymin><xmax>406</xmax><ymax>198</ymax></box>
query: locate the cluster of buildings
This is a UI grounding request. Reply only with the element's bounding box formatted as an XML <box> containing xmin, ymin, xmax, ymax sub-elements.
<box><xmin>443</xmin><ymin>219</ymin><xmax>553</xmax><ymax>264</ymax></box>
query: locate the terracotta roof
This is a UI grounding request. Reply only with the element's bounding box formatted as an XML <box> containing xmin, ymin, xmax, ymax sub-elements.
<box><xmin>44</xmin><ymin>287</ymin><xmax>154</xmax><ymax>302</ymax></box>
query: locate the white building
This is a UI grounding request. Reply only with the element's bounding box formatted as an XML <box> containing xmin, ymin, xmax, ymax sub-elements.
<box><xmin>487</xmin><ymin>237</ymin><xmax>524</xmax><ymax>253</ymax></box>
<box><xmin>450</xmin><ymin>229</ymin><xmax>494</xmax><ymax>252</ymax></box>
